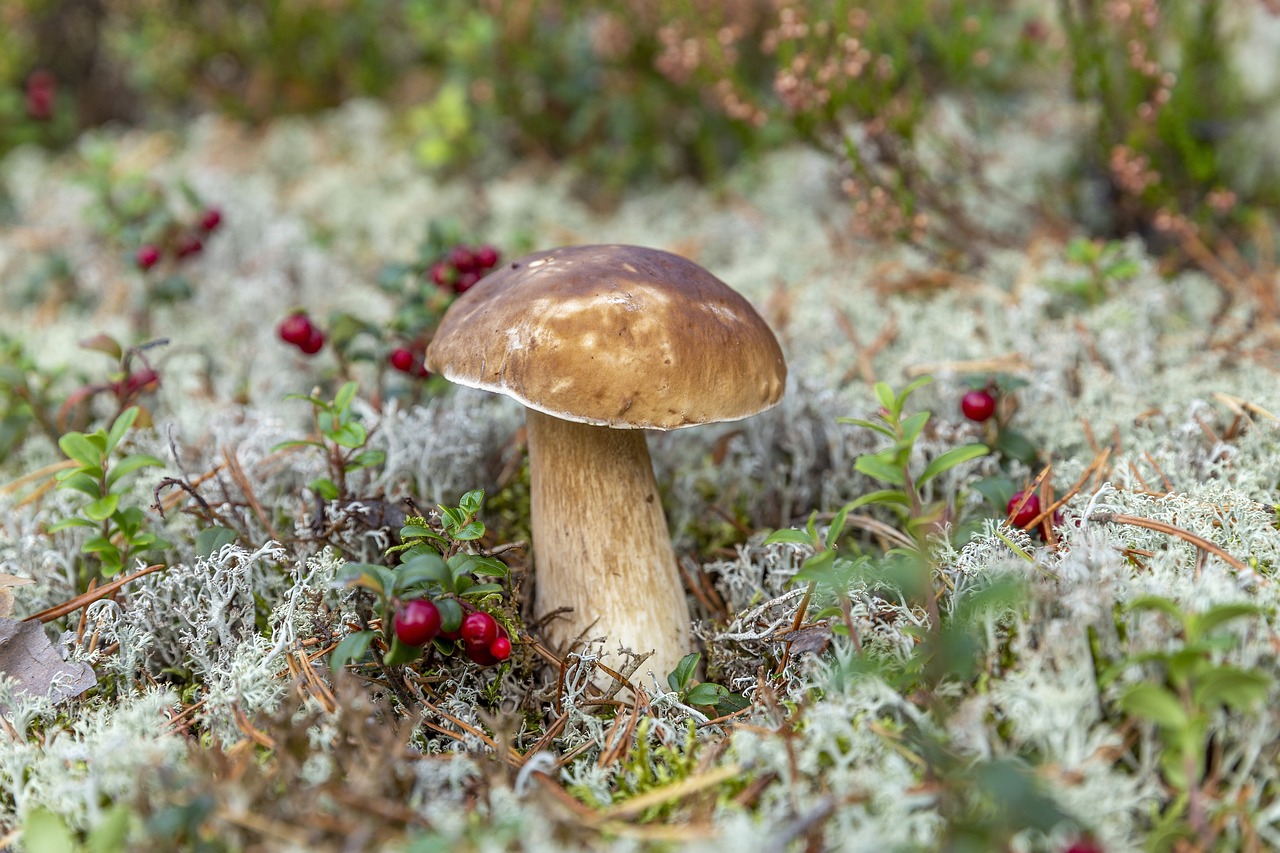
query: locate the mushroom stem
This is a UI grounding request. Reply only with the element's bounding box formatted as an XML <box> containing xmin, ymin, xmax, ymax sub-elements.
<box><xmin>526</xmin><ymin>408</ymin><xmax>691</xmax><ymax>683</ymax></box>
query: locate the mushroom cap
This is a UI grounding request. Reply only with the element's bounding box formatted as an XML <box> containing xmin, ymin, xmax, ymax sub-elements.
<box><xmin>426</xmin><ymin>244</ymin><xmax>787</xmax><ymax>430</ymax></box>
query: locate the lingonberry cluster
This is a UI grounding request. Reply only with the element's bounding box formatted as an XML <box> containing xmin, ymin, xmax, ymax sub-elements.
<box><xmin>392</xmin><ymin>599</ymin><xmax>512</xmax><ymax>666</ymax></box>
<box><xmin>134</xmin><ymin>206</ymin><xmax>223</xmax><ymax>271</ymax></box>
<box><xmin>429</xmin><ymin>243</ymin><xmax>500</xmax><ymax>295</ymax></box>
<box><xmin>278</xmin><ymin>312</ymin><xmax>326</xmax><ymax>355</ymax></box>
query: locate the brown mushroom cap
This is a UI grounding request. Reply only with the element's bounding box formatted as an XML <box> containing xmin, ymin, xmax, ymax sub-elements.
<box><xmin>425</xmin><ymin>244</ymin><xmax>787</xmax><ymax>430</ymax></box>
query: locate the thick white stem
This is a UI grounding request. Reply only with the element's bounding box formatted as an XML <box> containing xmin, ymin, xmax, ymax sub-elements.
<box><xmin>526</xmin><ymin>408</ymin><xmax>691</xmax><ymax>682</ymax></box>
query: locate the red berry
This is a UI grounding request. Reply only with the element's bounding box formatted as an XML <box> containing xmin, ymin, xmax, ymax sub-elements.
<box><xmin>135</xmin><ymin>245</ymin><xmax>161</xmax><ymax>271</ymax></box>
<box><xmin>475</xmin><ymin>244</ymin><xmax>499</xmax><ymax>269</ymax></box>
<box><xmin>24</xmin><ymin>71</ymin><xmax>55</xmax><ymax>121</ymax></box>
<box><xmin>440</xmin><ymin>627</ymin><xmax>462</xmax><ymax>642</ymax></box>
<box><xmin>429</xmin><ymin>261</ymin><xmax>452</xmax><ymax>288</ymax></box>
<box><xmin>175</xmin><ymin>235</ymin><xmax>203</xmax><ymax>258</ymax></box>
<box><xmin>449</xmin><ymin>245</ymin><xmax>478</xmax><ymax>274</ymax></box>
<box><xmin>200</xmin><ymin>208</ymin><xmax>223</xmax><ymax>232</ymax></box>
<box><xmin>454</xmin><ymin>271</ymin><xmax>480</xmax><ymax>294</ymax></box>
<box><xmin>389</xmin><ymin>347</ymin><xmax>417</xmax><ymax>373</ymax></box>
<box><xmin>278</xmin><ymin>314</ymin><xmax>314</xmax><ymax>347</ymax></box>
<box><xmin>460</xmin><ymin>611</ymin><xmax>498</xmax><ymax>647</ymax></box>
<box><xmin>1064</xmin><ymin>841</ymin><xmax>1103</xmax><ymax>853</ymax></box>
<box><xmin>299</xmin><ymin>326</ymin><xmax>325</xmax><ymax>355</ymax></box>
<box><xmin>489</xmin><ymin>635</ymin><xmax>512</xmax><ymax>660</ymax></box>
<box><xmin>464</xmin><ymin>640</ymin><xmax>499</xmax><ymax>666</ymax></box>
<box><xmin>961</xmin><ymin>389</ymin><xmax>997</xmax><ymax>422</ymax></box>
<box><xmin>393</xmin><ymin>599</ymin><xmax>442</xmax><ymax>647</ymax></box>
<box><xmin>1007</xmin><ymin>491</ymin><xmax>1041</xmax><ymax>529</ymax></box>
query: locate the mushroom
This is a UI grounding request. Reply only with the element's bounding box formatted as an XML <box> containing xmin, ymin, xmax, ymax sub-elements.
<box><xmin>426</xmin><ymin>244</ymin><xmax>786</xmax><ymax>680</ymax></box>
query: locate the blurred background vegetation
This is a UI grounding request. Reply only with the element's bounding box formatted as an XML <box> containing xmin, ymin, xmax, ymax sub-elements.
<box><xmin>4</xmin><ymin>0</ymin><xmax>1279</xmax><ymax>261</ymax></box>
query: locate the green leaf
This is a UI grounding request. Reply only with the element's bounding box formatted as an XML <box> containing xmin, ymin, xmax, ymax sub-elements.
<box><xmin>994</xmin><ymin>428</ymin><xmax>1040</xmax><ymax>466</ymax></box>
<box><xmin>826</xmin><ymin>505</ymin><xmax>849</xmax><ymax>550</ymax></box>
<box><xmin>383</xmin><ymin>635</ymin><xmax>424</xmax><ymax>666</ymax></box>
<box><xmin>1126</xmin><ymin>595</ymin><xmax>1187</xmax><ymax>627</ymax></box>
<box><xmin>451</xmin><ymin>520</ymin><xmax>484</xmax><ymax>541</ymax></box>
<box><xmin>459</xmin><ymin>582</ymin><xmax>504</xmax><ymax>599</ymax></box>
<box><xmin>84</xmin><ymin>494</ymin><xmax>120</xmax><ymax>522</ymax></box>
<box><xmin>105</xmin><ymin>406</ymin><xmax>140</xmax><ymax>455</ymax></box>
<box><xmin>345</xmin><ymin>449</ymin><xmax>385</xmax><ymax>472</ymax></box>
<box><xmin>918</xmin><ymin>443</ymin><xmax>988</xmax><ymax>485</ymax></box>
<box><xmin>714</xmin><ymin>692</ymin><xmax>750</xmax><ymax>716</ymax></box>
<box><xmin>47</xmin><ymin>516</ymin><xmax>99</xmax><ymax>532</ymax></box>
<box><xmin>86</xmin><ymin>803</ymin><xmax>132</xmax><ymax>853</ymax></box>
<box><xmin>763</xmin><ymin>528</ymin><xmax>814</xmax><ymax>546</ymax></box>
<box><xmin>1190</xmin><ymin>602</ymin><xmax>1264</xmax><ymax>640</ymax></box>
<box><xmin>333</xmin><ymin>381</ymin><xmax>359</xmax><ymax>413</ymax></box>
<box><xmin>855</xmin><ymin>454</ymin><xmax>905</xmax><ymax>486</ymax></box>
<box><xmin>972</xmin><ymin>476</ymin><xmax>1016</xmax><ymax>510</ymax></box>
<box><xmin>1118</xmin><ymin>683</ymin><xmax>1189</xmax><ymax>730</ymax></box>
<box><xmin>844</xmin><ymin>489</ymin><xmax>911</xmax><ymax>511</ymax></box>
<box><xmin>469</xmin><ymin>555</ymin><xmax>508</xmax><ymax>577</ymax></box>
<box><xmin>836</xmin><ymin>416</ymin><xmax>896</xmax><ymax>438</ymax></box>
<box><xmin>400</xmin><ymin>523</ymin><xmax>440</xmax><ymax>541</ymax></box>
<box><xmin>899</xmin><ymin>410</ymin><xmax>930</xmax><ymax>444</ymax></box>
<box><xmin>1193</xmin><ymin>667</ymin><xmax>1270</xmax><ymax>712</ymax></box>
<box><xmin>56</xmin><ymin>472</ymin><xmax>103</xmax><ymax>498</ymax></box>
<box><xmin>685</xmin><ymin>682</ymin><xmax>728</xmax><ymax>706</ymax></box>
<box><xmin>59</xmin><ymin>431</ymin><xmax>101</xmax><ymax>467</ymax></box>
<box><xmin>339</xmin><ymin>562</ymin><xmax>395</xmax><ymax>597</ymax></box>
<box><xmin>329</xmin><ymin>422</ymin><xmax>367</xmax><ymax>449</ymax></box>
<box><xmin>459</xmin><ymin>490</ymin><xmax>484</xmax><ymax>514</ymax></box>
<box><xmin>898</xmin><ymin>375</ymin><xmax>934</xmax><ymax>403</ymax></box>
<box><xmin>873</xmin><ymin>382</ymin><xmax>896</xmax><ymax>414</ymax></box>
<box><xmin>107</xmin><ymin>453</ymin><xmax>165</xmax><ymax>487</ymax></box>
<box><xmin>21</xmin><ymin>808</ymin><xmax>76</xmax><ymax>853</ymax></box>
<box><xmin>330</xmin><ymin>630</ymin><xmax>375</xmax><ymax>672</ymax></box>
<box><xmin>310</xmin><ymin>478</ymin><xmax>340</xmax><ymax>501</ymax></box>
<box><xmin>270</xmin><ymin>439</ymin><xmax>325</xmax><ymax>452</ymax></box>
<box><xmin>435</xmin><ymin>597</ymin><xmax>463</xmax><ymax>634</ymax></box>
<box><xmin>394</xmin><ymin>553</ymin><xmax>452</xmax><ymax>592</ymax></box>
<box><xmin>195</xmin><ymin>526</ymin><xmax>237</xmax><ymax>558</ymax></box>
<box><xmin>668</xmin><ymin>652</ymin><xmax>700</xmax><ymax>693</ymax></box>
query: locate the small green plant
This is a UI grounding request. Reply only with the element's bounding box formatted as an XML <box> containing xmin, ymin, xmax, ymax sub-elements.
<box><xmin>666</xmin><ymin>652</ymin><xmax>748</xmax><ymax>717</ymax></box>
<box><xmin>274</xmin><ymin>381</ymin><xmax>385</xmax><ymax>502</ymax></box>
<box><xmin>768</xmin><ymin>377</ymin><xmax>992</xmax><ymax>675</ymax></box>
<box><xmin>1052</xmin><ymin>237</ymin><xmax>1141</xmax><ymax>306</ymax></box>
<box><xmin>48</xmin><ymin>406</ymin><xmax>168</xmax><ymax>578</ymax></box>
<box><xmin>332</xmin><ymin>489</ymin><xmax>512</xmax><ymax>672</ymax></box>
<box><xmin>1102</xmin><ymin>595</ymin><xmax>1271</xmax><ymax>849</ymax></box>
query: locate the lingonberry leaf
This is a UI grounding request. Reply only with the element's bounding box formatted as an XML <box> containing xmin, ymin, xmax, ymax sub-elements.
<box><xmin>310</xmin><ymin>478</ymin><xmax>339</xmax><ymax>501</ymax></box>
<box><xmin>451</xmin><ymin>520</ymin><xmax>484</xmax><ymax>540</ymax></box>
<box><xmin>330</xmin><ymin>630</ymin><xmax>375</xmax><ymax>672</ymax></box>
<box><xmin>195</xmin><ymin>526</ymin><xmax>237</xmax><ymax>558</ymax></box>
<box><xmin>854</xmin><ymin>454</ymin><xmax>906</xmax><ymax>486</ymax></box>
<box><xmin>84</xmin><ymin>494</ymin><xmax>120</xmax><ymax>522</ymax></box>
<box><xmin>106</xmin><ymin>453</ymin><xmax>165</xmax><ymax>487</ymax></box>
<box><xmin>685</xmin><ymin>682</ymin><xmax>728</xmax><ymax>706</ymax></box>
<box><xmin>668</xmin><ymin>652</ymin><xmax>700</xmax><ymax>693</ymax></box>
<box><xmin>918</xmin><ymin>443</ymin><xmax>989</xmax><ymax>485</ymax></box>
<box><xmin>763</xmin><ymin>528</ymin><xmax>814</xmax><ymax>546</ymax></box>
<box><xmin>58</xmin><ymin>432</ymin><xmax>101</xmax><ymax>468</ymax></box>
<box><xmin>333</xmin><ymin>381</ymin><xmax>358</xmax><ymax>413</ymax></box>
<box><xmin>1193</xmin><ymin>667</ymin><xmax>1270</xmax><ymax>711</ymax></box>
<box><xmin>459</xmin><ymin>582</ymin><xmax>503</xmax><ymax>599</ymax></box>
<box><xmin>1118</xmin><ymin>683</ymin><xmax>1188</xmax><ymax>730</ymax></box>
<box><xmin>105</xmin><ymin>406</ymin><xmax>140</xmax><ymax>454</ymax></box>
<box><xmin>396</xmin><ymin>553</ymin><xmax>451</xmax><ymax>592</ymax></box>
<box><xmin>434</xmin><ymin>598</ymin><xmax>463</xmax><ymax>634</ymax></box>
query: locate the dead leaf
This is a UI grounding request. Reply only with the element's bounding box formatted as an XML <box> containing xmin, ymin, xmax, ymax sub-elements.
<box><xmin>0</xmin><ymin>617</ymin><xmax>96</xmax><ymax>713</ymax></box>
<box><xmin>0</xmin><ymin>574</ymin><xmax>35</xmax><ymax>619</ymax></box>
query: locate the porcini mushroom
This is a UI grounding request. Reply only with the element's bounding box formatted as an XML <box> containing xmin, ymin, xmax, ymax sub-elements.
<box><xmin>426</xmin><ymin>244</ymin><xmax>786</xmax><ymax>680</ymax></box>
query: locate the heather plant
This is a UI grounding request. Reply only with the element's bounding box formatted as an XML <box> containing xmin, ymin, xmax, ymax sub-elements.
<box><xmin>1059</xmin><ymin>0</ymin><xmax>1280</xmax><ymax>249</ymax></box>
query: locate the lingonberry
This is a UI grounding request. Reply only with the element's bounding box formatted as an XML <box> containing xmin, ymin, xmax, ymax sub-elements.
<box><xmin>475</xmin><ymin>244</ymin><xmax>499</xmax><ymax>269</ymax></box>
<box><xmin>389</xmin><ymin>347</ymin><xmax>417</xmax><ymax>373</ymax></box>
<box><xmin>429</xmin><ymin>261</ymin><xmax>452</xmax><ymax>288</ymax></box>
<box><xmin>299</xmin><ymin>326</ymin><xmax>325</xmax><ymax>355</ymax></box>
<box><xmin>278</xmin><ymin>313</ymin><xmax>314</xmax><ymax>347</ymax></box>
<box><xmin>393</xmin><ymin>598</ymin><xmax>442</xmax><ymax>647</ymax></box>
<box><xmin>489</xmin><ymin>635</ymin><xmax>512</xmax><ymax>661</ymax></box>
<box><xmin>460</xmin><ymin>611</ymin><xmax>498</xmax><ymax>647</ymax></box>
<box><xmin>175</xmin><ymin>235</ymin><xmax>203</xmax><ymax>259</ymax></box>
<box><xmin>961</xmin><ymin>389</ymin><xmax>997</xmax><ymax>422</ymax></box>
<box><xmin>1063</xmin><ymin>840</ymin><xmax>1103</xmax><ymax>853</ymax></box>
<box><xmin>463</xmin><ymin>640</ymin><xmax>499</xmax><ymax>666</ymax></box>
<box><xmin>454</xmin><ymin>271</ymin><xmax>480</xmax><ymax>294</ymax></box>
<box><xmin>24</xmin><ymin>71</ymin><xmax>56</xmax><ymax>121</ymax></box>
<box><xmin>135</xmin><ymin>245</ymin><xmax>162</xmax><ymax>271</ymax></box>
<box><xmin>449</xmin><ymin>245</ymin><xmax>478</xmax><ymax>274</ymax></box>
<box><xmin>200</xmin><ymin>208</ymin><xmax>223</xmax><ymax>232</ymax></box>
<box><xmin>1007</xmin><ymin>491</ymin><xmax>1041</xmax><ymax>529</ymax></box>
